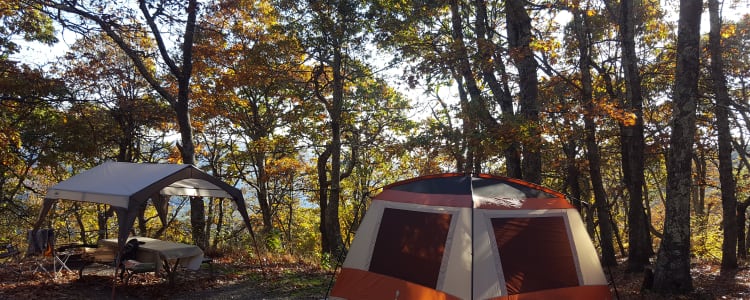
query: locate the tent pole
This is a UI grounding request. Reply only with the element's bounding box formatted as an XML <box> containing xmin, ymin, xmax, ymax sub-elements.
<box><xmin>470</xmin><ymin>175</ymin><xmax>475</xmax><ymax>300</ymax></box>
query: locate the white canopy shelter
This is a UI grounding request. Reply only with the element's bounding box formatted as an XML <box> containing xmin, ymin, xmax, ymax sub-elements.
<box><xmin>31</xmin><ymin>162</ymin><xmax>256</xmax><ymax>258</ymax></box>
<box><xmin>45</xmin><ymin>162</ymin><xmax>240</xmax><ymax>208</ymax></box>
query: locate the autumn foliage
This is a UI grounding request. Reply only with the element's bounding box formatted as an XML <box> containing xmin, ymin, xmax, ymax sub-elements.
<box><xmin>2</xmin><ymin>0</ymin><xmax>750</xmax><ymax>297</ymax></box>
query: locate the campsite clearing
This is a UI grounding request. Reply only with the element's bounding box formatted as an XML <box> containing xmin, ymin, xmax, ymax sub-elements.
<box><xmin>0</xmin><ymin>255</ymin><xmax>747</xmax><ymax>299</ymax></box>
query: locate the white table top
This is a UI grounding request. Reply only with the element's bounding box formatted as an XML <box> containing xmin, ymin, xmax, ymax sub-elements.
<box><xmin>99</xmin><ymin>237</ymin><xmax>204</xmax><ymax>270</ymax></box>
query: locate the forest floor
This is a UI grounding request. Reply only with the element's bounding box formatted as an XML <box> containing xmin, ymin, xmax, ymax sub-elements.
<box><xmin>0</xmin><ymin>255</ymin><xmax>748</xmax><ymax>299</ymax></box>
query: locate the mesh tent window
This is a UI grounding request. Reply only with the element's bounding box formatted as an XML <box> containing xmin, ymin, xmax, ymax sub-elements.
<box><xmin>492</xmin><ymin>216</ymin><xmax>579</xmax><ymax>294</ymax></box>
<box><xmin>369</xmin><ymin>208</ymin><xmax>452</xmax><ymax>288</ymax></box>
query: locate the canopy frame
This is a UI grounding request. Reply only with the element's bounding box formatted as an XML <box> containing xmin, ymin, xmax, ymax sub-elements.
<box><xmin>31</xmin><ymin>162</ymin><xmax>259</xmax><ymax>264</ymax></box>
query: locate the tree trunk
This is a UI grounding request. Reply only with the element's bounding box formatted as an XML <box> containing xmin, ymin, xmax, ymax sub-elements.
<box><xmin>563</xmin><ymin>138</ymin><xmax>583</xmax><ymax>211</ymax></box>
<box><xmin>254</xmin><ymin>152</ymin><xmax>273</xmax><ymax>235</ymax></box>
<box><xmin>307</xmin><ymin>0</ymin><xmax>358</xmax><ymax>259</ymax></box>
<box><xmin>137</xmin><ymin>200</ymin><xmax>148</xmax><ymax>235</ymax></box>
<box><xmin>325</xmin><ymin>47</ymin><xmax>345</xmax><ymax>257</ymax></box>
<box><xmin>692</xmin><ymin>152</ymin><xmax>707</xmax><ymax>215</ymax></box>
<box><xmin>287</xmin><ymin>195</ymin><xmax>294</xmax><ymax>255</ymax></box>
<box><xmin>175</xmin><ymin>89</ymin><xmax>205</xmax><ymax>249</ymax></box>
<box><xmin>506</xmin><ymin>0</ymin><xmax>541</xmax><ymax>184</ymax></box>
<box><xmin>153</xmin><ymin>0</ymin><xmax>203</xmax><ymax>250</ymax></box>
<box><xmin>473</xmin><ymin>0</ymin><xmax>521</xmax><ymax>177</ymax></box>
<box><xmin>492</xmin><ymin>37</ymin><xmax>522</xmax><ymax>179</ymax></box>
<box><xmin>317</xmin><ymin>144</ymin><xmax>331</xmax><ymax>254</ymax></box>
<box><xmin>739</xmin><ymin>197</ymin><xmax>750</xmax><ymax>259</ymax></box>
<box><xmin>212</xmin><ymin>199</ymin><xmax>225</xmax><ymax>251</ymax></box>
<box><xmin>453</xmin><ymin>73</ymin><xmax>476</xmax><ymax>173</ymax></box>
<box><xmin>652</xmin><ymin>0</ymin><xmax>701</xmax><ymax>293</ymax></box>
<box><xmin>97</xmin><ymin>205</ymin><xmax>112</xmax><ymax>241</ymax></box>
<box><xmin>205</xmin><ymin>198</ymin><xmax>214</xmax><ymax>251</ymax></box>
<box><xmin>449</xmin><ymin>0</ymin><xmax>484</xmax><ymax>173</ymax></box>
<box><xmin>72</xmin><ymin>203</ymin><xmax>86</xmax><ymax>243</ymax></box>
<box><xmin>189</xmin><ymin>196</ymin><xmax>207</xmax><ymax>249</ymax></box>
<box><xmin>574</xmin><ymin>8</ymin><xmax>617</xmax><ymax>266</ymax></box>
<box><xmin>708</xmin><ymin>0</ymin><xmax>739</xmax><ymax>272</ymax></box>
<box><xmin>619</xmin><ymin>0</ymin><xmax>652</xmax><ymax>272</ymax></box>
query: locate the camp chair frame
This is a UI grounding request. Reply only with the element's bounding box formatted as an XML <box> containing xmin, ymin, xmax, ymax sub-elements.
<box><xmin>26</xmin><ymin>229</ymin><xmax>74</xmax><ymax>279</ymax></box>
<box><xmin>120</xmin><ymin>259</ymin><xmax>157</xmax><ymax>284</ymax></box>
<box><xmin>56</xmin><ymin>243</ymin><xmax>99</xmax><ymax>278</ymax></box>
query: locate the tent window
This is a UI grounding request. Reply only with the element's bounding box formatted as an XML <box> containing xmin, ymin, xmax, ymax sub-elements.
<box><xmin>491</xmin><ymin>216</ymin><xmax>579</xmax><ymax>294</ymax></box>
<box><xmin>369</xmin><ymin>208</ymin><xmax>452</xmax><ymax>289</ymax></box>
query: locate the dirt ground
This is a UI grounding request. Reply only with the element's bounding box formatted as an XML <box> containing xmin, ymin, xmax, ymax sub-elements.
<box><xmin>1</xmin><ymin>257</ymin><xmax>749</xmax><ymax>299</ymax></box>
<box><xmin>0</xmin><ymin>257</ymin><xmax>331</xmax><ymax>299</ymax></box>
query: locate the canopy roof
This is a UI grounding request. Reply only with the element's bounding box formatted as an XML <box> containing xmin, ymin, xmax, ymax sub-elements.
<box><xmin>32</xmin><ymin>162</ymin><xmax>255</xmax><ymax>258</ymax></box>
<box><xmin>45</xmin><ymin>161</ymin><xmax>242</xmax><ymax>208</ymax></box>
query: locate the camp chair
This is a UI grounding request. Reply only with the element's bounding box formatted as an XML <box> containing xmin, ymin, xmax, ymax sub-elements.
<box><xmin>118</xmin><ymin>238</ymin><xmax>156</xmax><ymax>284</ymax></box>
<box><xmin>121</xmin><ymin>259</ymin><xmax>157</xmax><ymax>284</ymax></box>
<box><xmin>27</xmin><ymin>229</ymin><xmax>53</xmax><ymax>276</ymax></box>
<box><xmin>26</xmin><ymin>229</ymin><xmax>71</xmax><ymax>278</ymax></box>
<box><xmin>56</xmin><ymin>243</ymin><xmax>98</xmax><ymax>279</ymax></box>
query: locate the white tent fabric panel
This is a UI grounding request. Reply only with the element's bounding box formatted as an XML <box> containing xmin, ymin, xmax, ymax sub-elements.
<box><xmin>439</xmin><ymin>206</ymin><xmax>472</xmax><ymax>299</ymax></box>
<box><xmin>565</xmin><ymin>209</ymin><xmax>609</xmax><ymax>286</ymax></box>
<box><xmin>46</xmin><ymin>188</ymin><xmax>132</xmax><ymax>209</ymax></box>
<box><xmin>161</xmin><ymin>177</ymin><xmax>233</xmax><ymax>198</ymax></box>
<box><xmin>473</xmin><ymin>209</ymin><xmax>512</xmax><ymax>299</ymax></box>
<box><xmin>342</xmin><ymin>199</ymin><xmax>384</xmax><ymax>269</ymax></box>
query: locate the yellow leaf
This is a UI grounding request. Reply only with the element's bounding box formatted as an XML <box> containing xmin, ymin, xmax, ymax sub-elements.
<box><xmin>721</xmin><ymin>24</ymin><xmax>736</xmax><ymax>39</ymax></box>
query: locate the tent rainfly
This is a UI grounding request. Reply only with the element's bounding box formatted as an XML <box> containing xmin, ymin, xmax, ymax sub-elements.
<box><xmin>330</xmin><ymin>173</ymin><xmax>611</xmax><ymax>300</ymax></box>
<box><xmin>31</xmin><ymin>162</ymin><xmax>255</xmax><ymax>256</ymax></box>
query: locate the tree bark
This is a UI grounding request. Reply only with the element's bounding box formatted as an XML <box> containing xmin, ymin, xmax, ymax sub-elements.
<box><xmin>306</xmin><ymin>0</ymin><xmax>362</xmax><ymax>258</ymax></box>
<box><xmin>574</xmin><ymin>8</ymin><xmax>617</xmax><ymax>266</ymax></box>
<box><xmin>253</xmin><ymin>151</ymin><xmax>273</xmax><ymax>235</ymax></box>
<box><xmin>619</xmin><ymin>0</ymin><xmax>652</xmax><ymax>272</ymax></box>
<box><xmin>449</xmin><ymin>0</ymin><xmax>484</xmax><ymax>173</ymax></box>
<box><xmin>506</xmin><ymin>0</ymin><xmax>541</xmax><ymax>184</ymax></box>
<box><xmin>175</xmin><ymin>0</ymin><xmax>205</xmax><ymax>250</ymax></box>
<box><xmin>316</xmin><ymin>144</ymin><xmax>332</xmax><ymax>254</ymax></box>
<box><xmin>97</xmin><ymin>205</ymin><xmax>112</xmax><ymax>241</ymax></box>
<box><xmin>691</xmin><ymin>152</ymin><xmax>707</xmax><ymax>215</ymax></box>
<box><xmin>452</xmin><ymin>72</ymin><xmax>476</xmax><ymax>173</ymax></box>
<box><xmin>211</xmin><ymin>198</ymin><xmax>225</xmax><ymax>251</ymax></box>
<box><xmin>563</xmin><ymin>137</ymin><xmax>583</xmax><ymax>211</ymax></box>
<box><xmin>737</xmin><ymin>198</ymin><xmax>750</xmax><ymax>259</ymax></box>
<box><xmin>652</xmin><ymin>0</ymin><xmax>701</xmax><ymax>293</ymax></box>
<box><xmin>708</xmin><ymin>0</ymin><xmax>739</xmax><ymax>272</ymax></box>
<box><xmin>739</xmin><ymin>197</ymin><xmax>750</xmax><ymax>259</ymax></box>
<box><xmin>473</xmin><ymin>0</ymin><xmax>521</xmax><ymax>177</ymax></box>
<box><xmin>325</xmin><ymin>46</ymin><xmax>345</xmax><ymax>257</ymax></box>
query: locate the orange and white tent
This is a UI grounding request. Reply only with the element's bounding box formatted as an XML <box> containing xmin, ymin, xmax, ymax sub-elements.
<box><xmin>330</xmin><ymin>173</ymin><xmax>611</xmax><ymax>300</ymax></box>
